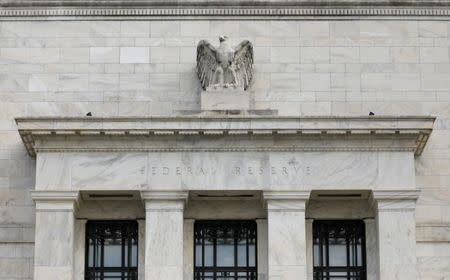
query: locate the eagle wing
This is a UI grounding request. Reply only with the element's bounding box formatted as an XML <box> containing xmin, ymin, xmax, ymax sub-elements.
<box><xmin>197</xmin><ymin>40</ymin><xmax>218</xmax><ymax>90</ymax></box>
<box><xmin>233</xmin><ymin>40</ymin><xmax>254</xmax><ymax>90</ymax></box>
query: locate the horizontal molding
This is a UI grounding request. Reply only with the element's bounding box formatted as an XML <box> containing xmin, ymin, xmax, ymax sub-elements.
<box><xmin>3</xmin><ymin>0</ymin><xmax>450</xmax><ymax>7</ymax></box>
<box><xmin>16</xmin><ymin>115</ymin><xmax>435</xmax><ymax>157</ymax></box>
<box><xmin>1</xmin><ymin>1</ymin><xmax>450</xmax><ymax>19</ymax></box>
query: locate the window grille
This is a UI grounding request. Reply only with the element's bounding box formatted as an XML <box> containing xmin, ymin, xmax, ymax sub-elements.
<box><xmin>194</xmin><ymin>220</ymin><xmax>257</xmax><ymax>280</ymax></box>
<box><xmin>313</xmin><ymin>220</ymin><xmax>366</xmax><ymax>280</ymax></box>
<box><xmin>85</xmin><ymin>221</ymin><xmax>138</xmax><ymax>280</ymax></box>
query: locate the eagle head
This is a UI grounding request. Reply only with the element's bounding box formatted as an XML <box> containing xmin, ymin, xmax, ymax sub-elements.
<box><xmin>219</xmin><ymin>35</ymin><xmax>228</xmax><ymax>43</ymax></box>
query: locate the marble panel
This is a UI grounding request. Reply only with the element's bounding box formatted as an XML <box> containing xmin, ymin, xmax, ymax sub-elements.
<box><xmin>73</xmin><ymin>220</ymin><xmax>85</xmax><ymax>280</ymax></box>
<box><xmin>257</xmin><ymin>219</ymin><xmax>269</xmax><ymax>280</ymax></box>
<box><xmin>183</xmin><ymin>219</ymin><xmax>194</xmax><ymax>280</ymax></box>
<box><xmin>36</xmin><ymin>153</ymin><xmax>71</xmax><ymax>190</ymax></box>
<box><xmin>37</xmin><ymin>149</ymin><xmax>416</xmax><ymax>191</ymax></box>
<box><xmin>145</xmin><ymin>200</ymin><xmax>184</xmax><ymax>280</ymax></box>
<box><xmin>71</xmin><ymin>153</ymin><xmax>148</xmax><ymax>189</ymax></box>
<box><xmin>267</xmin><ymin>209</ymin><xmax>307</xmax><ymax>279</ymax></box>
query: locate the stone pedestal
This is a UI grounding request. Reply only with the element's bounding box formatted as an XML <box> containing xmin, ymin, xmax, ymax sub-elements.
<box><xmin>371</xmin><ymin>190</ymin><xmax>420</xmax><ymax>280</ymax></box>
<box><xmin>141</xmin><ymin>191</ymin><xmax>188</xmax><ymax>280</ymax></box>
<box><xmin>201</xmin><ymin>88</ymin><xmax>250</xmax><ymax>110</ymax></box>
<box><xmin>31</xmin><ymin>191</ymin><xmax>79</xmax><ymax>280</ymax></box>
<box><xmin>263</xmin><ymin>191</ymin><xmax>310</xmax><ymax>280</ymax></box>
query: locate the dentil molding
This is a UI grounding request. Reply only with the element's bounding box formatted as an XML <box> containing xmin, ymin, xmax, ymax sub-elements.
<box><xmin>1</xmin><ymin>0</ymin><xmax>450</xmax><ymax>19</ymax></box>
<box><xmin>16</xmin><ymin>115</ymin><xmax>435</xmax><ymax>157</ymax></box>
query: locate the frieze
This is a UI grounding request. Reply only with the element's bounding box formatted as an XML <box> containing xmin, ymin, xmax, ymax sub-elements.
<box><xmin>149</xmin><ymin>165</ymin><xmax>312</xmax><ymax>177</ymax></box>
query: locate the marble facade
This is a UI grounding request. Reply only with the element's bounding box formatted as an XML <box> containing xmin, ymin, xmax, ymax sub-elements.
<box><xmin>0</xmin><ymin>1</ymin><xmax>450</xmax><ymax>279</ymax></box>
<box><xmin>18</xmin><ymin>115</ymin><xmax>433</xmax><ymax>280</ymax></box>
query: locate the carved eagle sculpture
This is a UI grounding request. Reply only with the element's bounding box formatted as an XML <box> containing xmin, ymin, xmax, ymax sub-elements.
<box><xmin>197</xmin><ymin>36</ymin><xmax>253</xmax><ymax>90</ymax></box>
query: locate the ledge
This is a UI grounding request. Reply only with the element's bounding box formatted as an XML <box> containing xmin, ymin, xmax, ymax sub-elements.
<box><xmin>16</xmin><ymin>115</ymin><xmax>435</xmax><ymax>157</ymax></box>
<box><xmin>1</xmin><ymin>0</ymin><xmax>450</xmax><ymax>19</ymax></box>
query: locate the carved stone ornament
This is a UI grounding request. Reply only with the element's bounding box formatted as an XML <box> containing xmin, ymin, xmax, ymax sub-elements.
<box><xmin>197</xmin><ymin>36</ymin><xmax>253</xmax><ymax>91</ymax></box>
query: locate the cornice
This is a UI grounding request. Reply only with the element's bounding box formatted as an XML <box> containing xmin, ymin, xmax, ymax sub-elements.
<box><xmin>1</xmin><ymin>1</ymin><xmax>450</xmax><ymax>19</ymax></box>
<box><xmin>15</xmin><ymin>115</ymin><xmax>435</xmax><ymax>157</ymax></box>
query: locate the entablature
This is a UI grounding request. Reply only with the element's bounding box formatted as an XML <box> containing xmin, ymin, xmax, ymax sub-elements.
<box><xmin>16</xmin><ymin>115</ymin><xmax>435</xmax><ymax>157</ymax></box>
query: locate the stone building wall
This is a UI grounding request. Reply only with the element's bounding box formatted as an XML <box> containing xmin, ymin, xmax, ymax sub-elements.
<box><xmin>0</xmin><ymin>20</ymin><xmax>449</xmax><ymax>279</ymax></box>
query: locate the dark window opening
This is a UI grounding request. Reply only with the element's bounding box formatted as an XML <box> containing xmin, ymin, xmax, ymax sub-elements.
<box><xmin>313</xmin><ymin>220</ymin><xmax>366</xmax><ymax>280</ymax></box>
<box><xmin>194</xmin><ymin>220</ymin><xmax>257</xmax><ymax>280</ymax></box>
<box><xmin>85</xmin><ymin>220</ymin><xmax>138</xmax><ymax>280</ymax></box>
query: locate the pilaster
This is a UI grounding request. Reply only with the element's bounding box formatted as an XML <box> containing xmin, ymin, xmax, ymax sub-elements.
<box><xmin>183</xmin><ymin>218</ymin><xmax>195</xmax><ymax>280</ymax></box>
<box><xmin>256</xmin><ymin>218</ymin><xmax>268</xmax><ymax>280</ymax></box>
<box><xmin>263</xmin><ymin>191</ymin><xmax>311</xmax><ymax>280</ymax></box>
<box><xmin>141</xmin><ymin>191</ymin><xmax>188</xmax><ymax>280</ymax></box>
<box><xmin>31</xmin><ymin>191</ymin><xmax>80</xmax><ymax>280</ymax></box>
<box><xmin>370</xmin><ymin>190</ymin><xmax>420</xmax><ymax>280</ymax></box>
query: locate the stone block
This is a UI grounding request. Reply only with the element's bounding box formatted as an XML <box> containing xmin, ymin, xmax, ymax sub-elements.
<box><xmin>149</xmin><ymin>74</ymin><xmax>180</xmax><ymax>91</ymax></box>
<box><xmin>269</xmin><ymin>21</ymin><xmax>300</xmax><ymax>38</ymax></box>
<box><xmin>391</xmin><ymin>47</ymin><xmax>419</xmax><ymax>63</ymax></box>
<box><xmin>180</xmin><ymin>21</ymin><xmax>210</xmax><ymax>37</ymax></box>
<box><xmin>271</xmin><ymin>47</ymin><xmax>299</xmax><ymax>63</ymax></box>
<box><xmin>150</xmin><ymin>47</ymin><xmax>179</xmax><ymax>63</ymax></box>
<box><xmin>330</xmin><ymin>47</ymin><xmax>360</xmax><ymax>63</ymax></box>
<box><xmin>300</xmin><ymin>47</ymin><xmax>330</xmax><ymax>63</ymax></box>
<box><xmin>299</xmin><ymin>22</ymin><xmax>329</xmax><ymax>38</ymax></box>
<box><xmin>119</xmin><ymin>74</ymin><xmax>149</xmax><ymax>90</ymax></box>
<box><xmin>419</xmin><ymin>22</ymin><xmax>448</xmax><ymax>37</ymax></box>
<box><xmin>270</xmin><ymin>73</ymin><xmax>300</xmax><ymax>91</ymax></box>
<box><xmin>301</xmin><ymin>73</ymin><xmax>330</xmax><ymax>91</ymax></box>
<box><xmin>150</xmin><ymin>22</ymin><xmax>180</xmax><ymax>37</ymax></box>
<box><xmin>360</xmin><ymin>47</ymin><xmax>391</xmax><ymax>63</ymax></box>
<box><xmin>88</xmin><ymin>74</ymin><xmax>119</xmax><ymax>91</ymax></box>
<box><xmin>57</xmin><ymin>74</ymin><xmax>89</xmax><ymax>92</ymax></box>
<box><xmin>120</xmin><ymin>47</ymin><xmax>150</xmax><ymax>64</ymax></box>
<box><xmin>121</xmin><ymin>22</ymin><xmax>150</xmax><ymax>37</ymax></box>
<box><xmin>29</xmin><ymin>74</ymin><xmax>57</xmax><ymax>92</ymax></box>
<box><xmin>89</xmin><ymin>47</ymin><xmax>119</xmax><ymax>63</ymax></box>
<box><xmin>201</xmin><ymin>88</ymin><xmax>250</xmax><ymax>110</ymax></box>
<box><xmin>420</xmin><ymin>47</ymin><xmax>449</xmax><ymax>63</ymax></box>
<box><xmin>29</xmin><ymin>48</ymin><xmax>60</xmax><ymax>64</ymax></box>
<box><xmin>60</xmin><ymin>48</ymin><xmax>89</xmax><ymax>64</ymax></box>
<box><xmin>239</xmin><ymin>21</ymin><xmax>269</xmax><ymax>37</ymax></box>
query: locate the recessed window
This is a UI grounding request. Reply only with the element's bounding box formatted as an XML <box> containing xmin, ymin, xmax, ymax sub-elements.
<box><xmin>313</xmin><ymin>220</ymin><xmax>366</xmax><ymax>280</ymax></box>
<box><xmin>194</xmin><ymin>220</ymin><xmax>257</xmax><ymax>280</ymax></box>
<box><xmin>85</xmin><ymin>221</ymin><xmax>138</xmax><ymax>280</ymax></box>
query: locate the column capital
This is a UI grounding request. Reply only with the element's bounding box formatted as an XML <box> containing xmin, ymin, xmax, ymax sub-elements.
<box><xmin>263</xmin><ymin>191</ymin><xmax>311</xmax><ymax>201</ymax></box>
<box><xmin>140</xmin><ymin>190</ymin><xmax>189</xmax><ymax>201</ymax></box>
<box><xmin>370</xmin><ymin>189</ymin><xmax>420</xmax><ymax>212</ymax></box>
<box><xmin>263</xmin><ymin>191</ymin><xmax>311</xmax><ymax>212</ymax></box>
<box><xmin>30</xmin><ymin>190</ymin><xmax>80</xmax><ymax>212</ymax></box>
<box><xmin>141</xmin><ymin>191</ymin><xmax>189</xmax><ymax>212</ymax></box>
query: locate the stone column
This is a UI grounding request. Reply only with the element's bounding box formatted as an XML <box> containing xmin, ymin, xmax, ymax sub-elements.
<box><xmin>256</xmin><ymin>218</ymin><xmax>268</xmax><ymax>280</ymax></box>
<box><xmin>141</xmin><ymin>191</ymin><xmax>188</xmax><ymax>280</ymax></box>
<box><xmin>305</xmin><ymin>218</ymin><xmax>314</xmax><ymax>280</ymax></box>
<box><xmin>137</xmin><ymin>219</ymin><xmax>146</xmax><ymax>280</ymax></box>
<box><xmin>371</xmin><ymin>190</ymin><xmax>420</xmax><ymax>280</ymax></box>
<box><xmin>363</xmin><ymin>218</ymin><xmax>378</xmax><ymax>280</ymax></box>
<box><xmin>31</xmin><ymin>191</ymin><xmax>79</xmax><ymax>280</ymax></box>
<box><xmin>183</xmin><ymin>218</ymin><xmax>195</xmax><ymax>280</ymax></box>
<box><xmin>263</xmin><ymin>191</ymin><xmax>310</xmax><ymax>280</ymax></box>
<box><xmin>74</xmin><ymin>219</ymin><xmax>87</xmax><ymax>280</ymax></box>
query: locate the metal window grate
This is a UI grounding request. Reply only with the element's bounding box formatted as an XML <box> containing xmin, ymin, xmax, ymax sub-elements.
<box><xmin>194</xmin><ymin>220</ymin><xmax>257</xmax><ymax>280</ymax></box>
<box><xmin>85</xmin><ymin>221</ymin><xmax>138</xmax><ymax>280</ymax></box>
<box><xmin>313</xmin><ymin>220</ymin><xmax>367</xmax><ymax>280</ymax></box>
